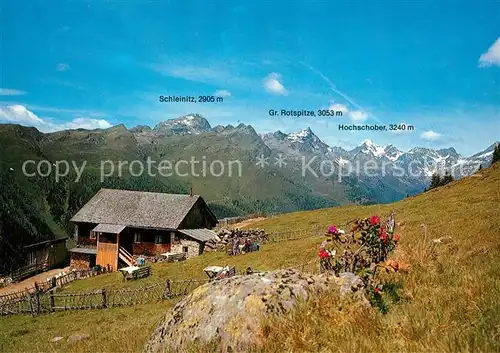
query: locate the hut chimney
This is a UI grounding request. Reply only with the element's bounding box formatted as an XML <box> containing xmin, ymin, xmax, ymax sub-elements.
<box><xmin>190</xmin><ymin>187</ymin><xmax>193</xmax><ymax>197</ymax></box>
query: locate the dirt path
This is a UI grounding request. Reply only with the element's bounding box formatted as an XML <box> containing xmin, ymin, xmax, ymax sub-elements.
<box><xmin>229</xmin><ymin>217</ymin><xmax>267</xmax><ymax>229</ymax></box>
<box><xmin>0</xmin><ymin>267</ymin><xmax>70</xmax><ymax>295</ymax></box>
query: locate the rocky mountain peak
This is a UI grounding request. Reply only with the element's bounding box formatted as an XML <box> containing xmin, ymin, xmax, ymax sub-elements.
<box><xmin>383</xmin><ymin>144</ymin><xmax>404</xmax><ymax>161</ymax></box>
<box><xmin>437</xmin><ymin>147</ymin><xmax>461</xmax><ymax>158</ymax></box>
<box><xmin>153</xmin><ymin>114</ymin><xmax>212</xmax><ymax>136</ymax></box>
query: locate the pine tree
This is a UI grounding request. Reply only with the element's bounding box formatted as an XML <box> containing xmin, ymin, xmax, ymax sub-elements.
<box><xmin>429</xmin><ymin>173</ymin><xmax>441</xmax><ymax>189</ymax></box>
<box><xmin>492</xmin><ymin>143</ymin><xmax>500</xmax><ymax>165</ymax></box>
<box><xmin>442</xmin><ymin>171</ymin><xmax>454</xmax><ymax>185</ymax></box>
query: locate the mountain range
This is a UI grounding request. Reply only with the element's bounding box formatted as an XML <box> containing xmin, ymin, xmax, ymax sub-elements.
<box><xmin>142</xmin><ymin>113</ymin><xmax>495</xmax><ymax>181</ymax></box>
<box><xmin>0</xmin><ymin>114</ymin><xmax>496</xmax><ymax>273</ymax></box>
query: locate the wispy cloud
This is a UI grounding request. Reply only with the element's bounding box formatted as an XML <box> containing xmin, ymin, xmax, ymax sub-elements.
<box><xmin>25</xmin><ymin>104</ymin><xmax>107</xmax><ymax>117</ymax></box>
<box><xmin>40</xmin><ymin>78</ymin><xmax>86</xmax><ymax>91</ymax></box>
<box><xmin>0</xmin><ymin>88</ymin><xmax>26</xmax><ymax>96</ymax></box>
<box><xmin>214</xmin><ymin>89</ymin><xmax>232</xmax><ymax>97</ymax></box>
<box><xmin>263</xmin><ymin>73</ymin><xmax>288</xmax><ymax>95</ymax></box>
<box><xmin>146</xmin><ymin>61</ymin><xmax>255</xmax><ymax>89</ymax></box>
<box><xmin>0</xmin><ymin>104</ymin><xmax>111</xmax><ymax>132</ymax></box>
<box><xmin>421</xmin><ymin>130</ymin><xmax>441</xmax><ymax>141</ymax></box>
<box><xmin>56</xmin><ymin>63</ymin><xmax>70</xmax><ymax>72</ymax></box>
<box><xmin>349</xmin><ymin>110</ymin><xmax>368</xmax><ymax>122</ymax></box>
<box><xmin>478</xmin><ymin>37</ymin><xmax>500</xmax><ymax>68</ymax></box>
<box><xmin>327</xmin><ymin>102</ymin><xmax>349</xmax><ymax>115</ymax></box>
<box><xmin>298</xmin><ymin>61</ymin><xmax>381</xmax><ymax>123</ymax></box>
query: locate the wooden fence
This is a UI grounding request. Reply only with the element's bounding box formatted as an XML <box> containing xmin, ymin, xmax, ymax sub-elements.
<box><xmin>266</xmin><ymin>226</ymin><xmax>322</xmax><ymax>243</ymax></box>
<box><xmin>0</xmin><ymin>278</ymin><xmax>210</xmax><ymax>316</ymax></box>
<box><xmin>0</xmin><ymin>269</ymin><xmax>100</xmax><ymax>307</ymax></box>
<box><xmin>0</xmin><ymin>261</ymin><xmax>321</xmax><ymax>317</ymax></box>
<box><xmin>11</xmin><ymin>262</ymin><xmax>49</xmax><ymax>282</ymax></box>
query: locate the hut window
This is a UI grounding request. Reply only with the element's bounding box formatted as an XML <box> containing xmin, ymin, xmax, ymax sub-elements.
<box><xmin>182</xmin><ymin>246</ymin><xmax>189</xmax><ymax>253</ymax></box>
<box><xmin>90</xmin><ymin>231</ymin><xmax>96</xmax><ymax>240</ymax></box>
<box><xmin>134</xmin><ymin>233</ymin><xmax>142</xmax><ymax>243</ymax></box>
<box><xmin>155</xmin><ymin>234</ymin><xmax>167</xmax><ymax>244</ymax></box>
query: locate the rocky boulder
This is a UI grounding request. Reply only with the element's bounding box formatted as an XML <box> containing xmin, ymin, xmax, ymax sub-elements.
<box><xmin>143</xmin><ymin>269</ymin><xmax>368</xmax><ymax>353</ymax></box>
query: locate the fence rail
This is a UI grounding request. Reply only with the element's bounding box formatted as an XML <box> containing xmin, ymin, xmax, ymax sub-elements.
<box><xmin>0</xmin><ymin>269</ymin><xmax>100</xmax><ymax>307</ymax></box>
<box><xmin>11</xmin><ymin>262</ymin><xmax>49</xmax><ymax>282</ymax></box>
<box><xmin>266</xmin><ymin>228</ymin><xmax>321</xmax><ymax>243</ymax></box>
<box><xmin>0</xmin><ymin>278</ymin><xmax>211</xmax><ymax>316</ymax></box>
<box><xmin>0</xmin><ymin>259</ymin><xmax>321</xmax><ymax>317</ymax></box>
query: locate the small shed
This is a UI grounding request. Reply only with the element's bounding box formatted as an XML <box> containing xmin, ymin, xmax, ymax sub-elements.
<box><xmin>11</xmin><ymin>237</ymin><xmax>68</xmax><ymax>282</ymax></box>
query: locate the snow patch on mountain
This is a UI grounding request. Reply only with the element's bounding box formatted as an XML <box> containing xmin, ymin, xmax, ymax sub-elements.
<box><xmin>153</xmin><ymin>114</ymin><xmax>212</xmax><ymax>136</ymax></box>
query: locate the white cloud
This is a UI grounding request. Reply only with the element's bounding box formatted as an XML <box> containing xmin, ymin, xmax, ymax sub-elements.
<box><xmin>263</xmin><ymin>73</ymin><xmax>288</xmax><ymax>95</ymax></box>
<box><xmin>349</xmin><ymin>110</ymin><xmax>368</xmax><ymax>122</ymax></box>
<box><xmin>0</xmin><ymin>88</ymin><xmax>26</xmax><ymax>96</ymax></box>
<box><xmin>56</xmin><ymin>63</ymin><xmax>70</xmax><ymax>71</ymax></box>
<box><xmin>61</xmin><ymin>118</ymin><xmax>112</xmax><ymax>130</ymax></box>
<box><xmin>214</xmin><ymin>89</ymin><xmax>231</xmax><ymax>97</ymax></box>
<box><xmin>0</xmin><ymin>105</ymin><xmax>44</xmax><ymax>124</ymax></box>
<box><xmin>327</xmin><ymin>102</ymin><xmax>349</xmax><ymax>115</ymax></box>
<box><xmin>0</xmin><ymin>104</ymin><xmax>111</xmax><ymax>132</ymax></box>
<box><xmin>421</xmin><ymin>130</ymin><xmax>441</xmax><ymax>141</ymax></box>
<box><xmin>478</xmin><ymin>37</ymin><xmax>500</xmax><ymax>68</ymax></box>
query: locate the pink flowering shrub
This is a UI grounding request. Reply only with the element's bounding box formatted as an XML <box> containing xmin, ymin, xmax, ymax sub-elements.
<box><xmin>319</xmin><ymin>213</ymin><xmax>402</xmax><ymax>312</ymax></box>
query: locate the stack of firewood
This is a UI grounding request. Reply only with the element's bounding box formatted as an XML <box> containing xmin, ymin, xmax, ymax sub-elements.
<box><xmin>204</xmin><ymin>228</ymin><xmax>269</xmax><ymax>252</ymax></box>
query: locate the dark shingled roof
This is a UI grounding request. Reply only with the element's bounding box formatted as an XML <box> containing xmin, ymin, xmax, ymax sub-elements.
<box><xmin>24</xmin><ymin>237</ymin><xmax>68</xmax><ymax>251</ymax></box>
<box><xmin>70</xmin><ymin>188</ymin><xmax>203</xmax><ymax>229</ymax></box>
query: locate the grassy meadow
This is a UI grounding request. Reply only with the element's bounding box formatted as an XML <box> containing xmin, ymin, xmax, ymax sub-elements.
<box><xmin>1</xmin><ymin>163</ymin><xmax>499</xmax><ymax>352</ymax></box>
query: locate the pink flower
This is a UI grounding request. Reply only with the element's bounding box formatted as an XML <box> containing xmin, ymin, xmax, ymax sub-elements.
<box><xmin>393</xmin><ymin>234</ymin><xmax>400</xmax><ymax>242</ymax></box>
<box><xmin>370</xmin><ymin>216</ymin><xmax>381</xmax><ymax>226</ymax></box>
<box><xmin>328</xmin><ymin>225</ymin><xmax>339</xmax><ymax>234</ymax></box>
<box><xmin>379</xmin><ymin>233</ymin><xmax>387</xmax><ymax>241</ymax></box>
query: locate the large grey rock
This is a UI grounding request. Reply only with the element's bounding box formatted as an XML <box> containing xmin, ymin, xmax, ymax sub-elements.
<box><xmin>143</xmin><ymin>269</ymin><xmax>368</xmax><ymax>353</ymax></box>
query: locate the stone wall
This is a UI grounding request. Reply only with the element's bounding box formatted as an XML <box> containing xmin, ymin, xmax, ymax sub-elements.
<box><xmin>70</xmin><ymin>253</ymin><xmax>93</xmax><ymax>269</ymax></box>
<box><xmin>133</xmin><ymin>242</ymin><xmax>171</xmax><ymax>256</ymax></box>
<box><xmin>171</xmin><ymin>239</ymin><xmax>201</xmax><ymax>259</ymax></box>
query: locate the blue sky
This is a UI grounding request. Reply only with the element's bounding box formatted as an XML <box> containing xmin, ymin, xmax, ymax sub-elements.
<box><xmin>1</xmin><ymin>0</ymin><xmax>499</xmax><ymax>156</ymax></box>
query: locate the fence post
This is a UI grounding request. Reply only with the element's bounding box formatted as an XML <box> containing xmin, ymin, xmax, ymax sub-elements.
<box><xmin>163</xmin><ymin>279</ymin><xmax>171</xmax><ymax>299</ymax></box>
<box><xmin>26</xmin><ymin>293</ymin><xmax>35</xmax><ymax>317</ymax></box>
<box><xmin>50</xmin><ymin>290</ymin><xmax>55</xmax><ymax>312</ymax></box>
<box><xmin>102</xmin><ymin>289</ymin><xmax>107</xmax><ymax>308</ymax></box>
<box><xmin>35</xmin><ymin>291</ymin><xmax>40</xmax><ymax>316</ymax></box>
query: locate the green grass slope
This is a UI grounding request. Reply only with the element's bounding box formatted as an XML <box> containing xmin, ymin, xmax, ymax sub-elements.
<box><xmin>0</xmin><ymin>152</ymin><xmax>499</xmax><ymax>353</ymax></box>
